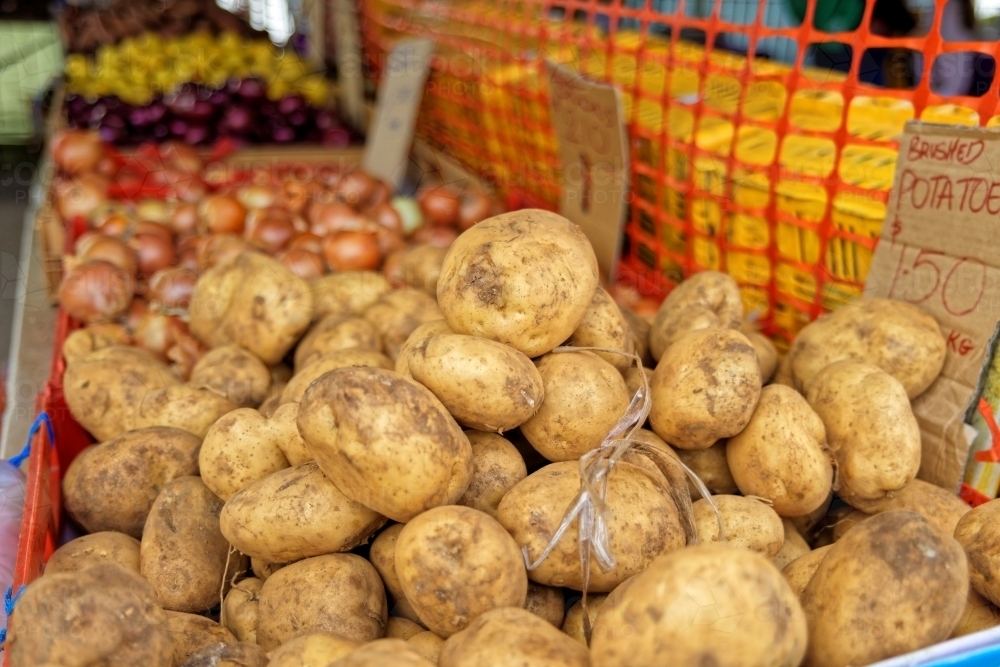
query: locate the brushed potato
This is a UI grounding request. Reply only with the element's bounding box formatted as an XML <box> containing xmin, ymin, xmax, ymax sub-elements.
<box><xmin>955</xmin><ymin>498</ymin><xmax>1000</xmax><ymax>606</ymax></box>
<box><xmin>297</xmin><ymin>367</ymin><xmax>473</xmax><ymax>522</ymax></box>
<box><xmin>190</xmin><ymin>344</ymin><xmax>272</xmax><ymax>408</ymax></box>
<box><xmin>692</xmin><ymin>495</ymin><xmax>784</xmax><ymax>559</ymax></box>
<box><xmin>257</xmin><ymin>554</ymin><xmax>388</xmax><ymax>649</ymax></box>
<box><xmin>520</xmin><ymin>351</ymin><xmax>630</xmax><ymax>461</ymax></box>
<box><xmin>280</xmin><ymin>348</ymin><xmax>393</xmax><ymax>404</ymax></box>
<box><xmin>396</xmin><ymin>505</ymin><xmax>528</xmax><ymax>636</ymax></box>
<box><xmin>436</xmin><ymin>209</ymin><xmax>599</xmax><ymax>358</ymax></box>
<box><xmin>394</xmin><ymin>319</ymin><xmax>454</xmax><ymax>378</ymax></box>
<box><xmin>295</xmin><ymin>314</ymin><xmax>382</xmax><ymax>370</ymax></box>
<box><xmin>166</xmin><ymin>611</ymin><xmax>237</xmax><ymax>666</ymax></box>
<box><xmin>265</xmin><ymin>633</ymin><xmax>360</xmax><ymax>667</ymax></box>
<box><xmin>457</xmin><ymin>431</ymin><xmax>527</xmax><ymax>518</ymax></box>
<box><xmin>439</xmin><ymin>607</ymin><xmax>590</xmax><ymax>667</ymax></box>
<box><xmin>727</xmin><ymin>385</ymin><xmax>833</xmax><ymax>516</ymax></box>
<box><xmin>566</xmin><ymin>287</ymin><xmax>636</xmax><ymax>373</ymax></box>
<box><xmin>45</xmin><ymin>531</ymin><xmax>140</xmax><ymax>576</ymax></box>
<box><xmin>199</xmin><ymin>408</ymin><xmax>290</xmax><ymax>501</ymax></box>
<box><xmin>220</xmin><ymin>462</ymin><xmax>386</xmax><ymax>562</ymax></box>
<box><xmin>649</xmin><ymin>271</ymin><xmax>743</xmax><ymax>361</ymax></box>
<box><xmin>781</xmin><ymin>545</ymin><xmax>832</xmax><ymax>598</ymax></box>
<box><xmin>806</xmin><ymin>360</ymin><xmax>920</xmax><ymax>511</ymax></box>
<box><xmin>311</xmin><ymin>271</ymin><xmax>392</xmax><ymax>320</ymax></box>
<box><xmin>650</xmin><ymin>328</ymin><xmax>761</xmax><ymax>450</ymax></box>
<box><xmin>407</xmin><ymin>334</ymin><xmax>544</xmax><ymax>432</ymax></box>
<box><xmin>363</xmin><ymin>289</ymin><xmax>444</xmax><ymax>361</ymax></box>
<box><xmin>222</xmin><ymin>577</ymin><xmax>262</xmax><ymax>643</ymax></box>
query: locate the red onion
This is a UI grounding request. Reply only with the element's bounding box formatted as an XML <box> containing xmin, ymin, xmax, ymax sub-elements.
<box><xmin>323</xmin><ymin>231</ymin><xmax>381</xmax><ymax>272</ymax></box>
<box><xmin>59</xmin><ymin>260</ymin><xmax>134</xmax><ymax>324</ymax></box>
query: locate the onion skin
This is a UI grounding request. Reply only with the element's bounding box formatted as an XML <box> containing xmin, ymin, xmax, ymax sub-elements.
<box><xmin>55</xmin><ymin>175</ymin><xmax>108</xmax><ymax>222</ymax></box>
<box><xmin>309</xmin><ymin>201</ymin><xmax>367</xmax><ymax>236</ymax></box>
<box><xmin>134</xmin><ymin>220</ymin><xmax>173</xmax><ymax>244</ymax></box>
<box><xmin>77</xmin><ymin>235</ymin><xmax>138</xmax><ymax>277</ymax></box>
<box><xmin>411</xmin><ymin>225</ymin><xmax>458</xmax><ymax>248</ymax></box>
<box><xmin>418</xmin><ymin>185</ymin><xmax>460</xmax><ymax>227</ymax></box>
<box><xmin>369</xmin><ymin>202</ymin><xmax>404</xmax><ymax>236</ymax></box>
<box><xmin>197</xmin><ymin>234</ymin><xmax>254</xmax><ymax>271</ymax></box>
<box><xmin>237</xmin><ymin>184</ymin><xmax>276</xmax><ymax>210</ymax></box>
<box><xmin>200</xmin><ymin>194</ymin><xmax>247</xmax><ymax>234</ymax></box>
<box><xmin>52</xmin><ymin>130</ymin><xmax>104</xmax><ymax>175</ymax></box>
<box><xmin>125</xmin><ymin>298</ymin><xmax>150</xmax><ymax>332</ymax></box>
<box><xmin>248</xmin><ymin>217</ymin><xmax>296</xmax><ymax>254</ymax></box>
<box><xmin>334</xmin><ymin>169</ymin><xmax>377</xmax><ymax>207</ymax></box>
<box><xmin>170</xmin><ymin>203</ymin><xmax>199</xmax><ymax>236</ymax></box>
<box><xmin>458</xmin><ymin>191</ymin><xmax>495</xmax><ymax>230</ymax></box>
<box><xmin>148</xmin><ymin>267</ymin><xmax>197</xmax><ymax>309</ymax></box>
<box><xmin>59</xmin><ymin>260</ymin><xmax>134</xmax><ymax>324</ymax></box>
<box><xmin>129</xmin><ymin>233</ymin><xmax>175</xmax><ymax>277</ymax></box>
<box><xmin>367</xmin><ymin>180</ymin><xmax>392</xmax><ymax>209</ymax></box>
<box><xmin>287</xmin><ymin>232</ymin><xmax>324</xmax><ymax>255</ymax></box>
<box><xmin>381</xmin><ymin>247</ymin><xmax>408</xmax><ymax>288</ymax></box>
<box><xmin>278</xmin><ymin>248</ymin><xmax>326</xmax><ymax>279</ymax></box>
<box><xmin>323</xmin><ymin>231</ymin><xmax>381</xmax><ymax>272</ymax></box>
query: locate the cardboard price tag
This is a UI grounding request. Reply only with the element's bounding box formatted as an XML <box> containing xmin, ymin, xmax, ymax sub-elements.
<box><xmin>546</xmin><ymin>61</ymin><xmax>629</xmax><ymax>282</ymax></box>
<box><xmin>331</xmin><ymin>0</ymin><xmax>365</xmax><ymax>130</ymax></box>
<box><xmin>865</xmin><ymin>122</ymin><xmax>1000</xmax><ymax>492</ymax></box>
<box><xmin>362</xmin><ymin>38</ymin><xmax>435</xmax><ymax>189</ymax></box>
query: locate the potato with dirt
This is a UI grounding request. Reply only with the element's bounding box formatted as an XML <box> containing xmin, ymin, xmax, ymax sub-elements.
<box><xmin>650</xmin><ymin>328</ymin><xmax>761</xmax><ymax>450</ymax></box>
<box><xmin>178</xmin><ymin>641</ymin><xmax>268</xmax><ymax>667</ymax></box>
<box><xmin>649</xmin><ymin>270</ymin><xmax>743</xmax><ymax>361</ymax></box>
<box><xmin>280</xmin><ymin>348</ymin><xmax>393</xmax><ymax>403</ymax></box>
<box><xmin>457</xmin><ymin>431</ymin><xmax>527</xmax><ymax>518</ymax></box>
<box><xmin>220</xmin><ymin>462</ymin><xmax>386</xmax><ymax>562</ymax></box>
<box><xmin>406</xmin><ymin>334</ymin><xmax>544</xmax><ymax>432</ymax></box>
<box><xmin>63</xmin><ymin>426</ymin><xmax>201</xmax><ymax>538</ymax></box>
<box><xmin>440</xmin><ymin>607</ymin><xmax>590</xmax><ymax>667</ymax></box>
<box><xmin>562</xmin><ymin>594</ymin><xmax>608</xmax><ymax>646</ymax></box>
<box><xmin>954</xmin><ymin>498</ymin><xmax>1000</xmax><ymax>606</ymax></box>
<box><xmin>590</xmin><ymin>544</ymin><xmax>807</xmax><ymax>667</ymax></box>
<box><xmin>398</xmin><ymin>244</ymin><xmax>449</xmax><ymax>294</ymax></box>
<box><xmin>524</xmin><ymin>583</ymin><xmax>565</xmax><ymax>627</ymax></box>
<box><xmin>436</xmin><ymin>209</ymin><xmax>599</xmax><ymax>358</ymax></box>
<box><xmin>394</xmin><ymin>319</ymin><xmax>455</xmax><ymax>378</ymax></box>
<box><xmin>726</xmin><ymin>384</ymin><xmax>833</xmax><ymax>517</ymax></box>
<box><xmin>781</xmin><ymin>545</ymin><xmax>832</xmax><ymax>598</ymax></box>
<box><xmin>673</xmin><ymin>440</ymin><xmax>737</xmax><ymax>498</ymax></box>
<box><xmin>328</xmin><ymin>639</ymin><xmax>435</xmax><ymax>667</ymax></box>
<box><xmin>132</xmin><ymin>384</ymin><xmax>238</xmax><ymax>438</ymax></box>
<box><xmin>806</xmin><ymin>360</ymin><xmax>921</xmax><ymax>511</ymax></box>
<box><xmin>166</xmin><ymin>611</ymin><xmax>237</xmax><ymax>666</ymax></box>
<box><xmin>742</xmin><ymin>327</ymin><xmax>778</xmax><ymax>381</ymax></box>
<box><xmin>189</xmin><ymin>252</ymin><xmax>313</xmax><ymax>365</ymax></box>
<box><xmin>408</xmin><ymin>632</ymin><xmax>445</xmax><ymax>663</ymax></box>
<box><xmin>257</xmin><ymin>554</ymin><xmax>388</xmax><ymax>649</ymax></box>
<box><xmin>297</xmin><ymin>367</ymin><xmax>473</xmax><ymax>522</ymax></box>
<box><xmin>140</xmin><ymin>476</ymin><xmax>230</xmax><ymax>613</ymax></box>
<box><xmin>802</xmin><ymin>511</ymin><xmax>968</xmax><ymax>667</ymax></box>
<box><xmin>861</xmin><ymin>478</ymin><xmax>971</xmax><ymax>536</ymax></box>
<box><xmin>520</xmin><ymin>350</ymin><xmax>630</xmax><ymax>461</ymax></box>
<box><xmin>199</xmin><ymin>408</ymin><xmax>291</xmax><ymax>501</ymax></box>
<box><xmin>64</xmin><ymin>345</ymin><xmax>180</xmax><ymax>441</ymax></box>
<box><xmin>45</xmin><ymin>531</ymin><xmax>141</xmax><ymax>576</ymax></box>
<box><xmin>6</xmin><ymin>564</ymin><xmax>174</xmax><ymax>667</ymax></box>
<box><xmin>773</xmin><ymin>519</ymin><xmax>812</xmax><ymax>571</ymax></box>
<box><xmin>190</xmin><ymin>344</ymin><xmax>272</xmax><ymax>408</ymax></box>
<box><xmin>62</xmin><ymin>324</ymin><xmax>131</xmax><ymax>364</ymax></box>
<box><xmin>294</xmin><ymin>314</ymin><xmax>382</xmax><ymax>369</ymax></box>
<box><xmin>620</xmin><ymin>307</ymin><xmax>652</xmax><ymax>365</ymax></box>
<box><xmin>387</xmin><ymin>617</ymin><xmax>425</xmax><ymax>640</ymax></box>
<box><xmin>265</xmin><ymin>633</ymin><xmax>360</xmax><ymax>667</ymax></box>
<box><xmin>311</xmin><ymin>271</ymin><xmax>392</xmax><ymax>320</ymax></box>
<box><xmin>223</xmin><ymin>577</ymin><xmax>262</xmax><ymax>643</ymax></box>
<box><xmin>363</xmin><ymin>289</ymin><xmax>444</xmax><ymax>361</ymax></box>
<box><xmin>692</xmin><ymin>494</ymin><xmax>784</xmax><ymax>559</ymax></box>
<box><xmin>396</xmin><ymin>505</ymin><xmax>528</xmax><ymax>636</ymax></box>
<box><xmin>565</xmin><ymin>287</ymin><xmax>636</xmax><ymax>373</ymax></box>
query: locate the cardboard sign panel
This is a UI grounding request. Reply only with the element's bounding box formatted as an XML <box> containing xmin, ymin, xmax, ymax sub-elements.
<box><xmin>362</xmin><ymin>38</ymin><xmax>435</xmax><ymax>189</ymax></box>
<box><xmin>331</xmin><ymin>0</ymin><xmax>365</xmax><ymax>130</ymax></box>
<box><xmin>546</xmin><ymin>61</ymin><xmax>629</xmax><ymax>282</ymax></box>
<box><xmin>865</xmin><ymin>122</ymin><xmax>1000</xmax><ymax>491</ymax></box>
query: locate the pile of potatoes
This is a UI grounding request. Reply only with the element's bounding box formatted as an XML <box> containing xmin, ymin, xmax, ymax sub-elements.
<box><xmin>6</xmin><ymin>207</ymin><xmax>999</xmax><ymax>667</ymax></box>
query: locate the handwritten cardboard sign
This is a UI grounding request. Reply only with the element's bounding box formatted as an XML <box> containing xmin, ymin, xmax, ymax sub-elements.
<box><xmin>865</xmin><ymin>122</ymin><xmax>1000</xmax><ymax>491</ymax></box>
<box><xmin>546</xmin><ymin>61</ymin><xmax>629</xmax><ymax>282</ymax></box>
<box><xmin>362</xmin><ymin>38</ymin><xmax>435</xmax><ymax>189</ymax></box>
<box><xmin>331</xmin><ymin>0</ymin><xmax>365</xmax><ymax>130</ymax></box>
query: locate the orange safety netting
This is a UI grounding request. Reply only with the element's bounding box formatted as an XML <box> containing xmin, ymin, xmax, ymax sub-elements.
<box><xmin>357</xmin><ymin>0</ymin><xmax>1000</xmax><ymax>343</ymax></box>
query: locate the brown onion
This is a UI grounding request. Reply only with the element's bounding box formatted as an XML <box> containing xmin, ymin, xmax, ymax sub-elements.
<box><xmin>248</xmin><ymin>217</ymin><xmax>295</xmax><ymax>254</ymax></box>
<box><xmin>52</xmin><ymin>130</ymin><xmax>104</xmax><ymax>175</ymax></box>
<box><xmin>323</xmin><ymin>231</ymin><xmax>380</xmax><ymax>272</ymax></box>
<box><xmin>177</xmin><ymin>235</ymin><xmax>202</xmax><ymax>272</ymax></box>
<box><xmin>135</xmin><ymin>220</ymin><xmax>173</xmax><ymax>244</ymax></box>
<box><xmin>458</xmin><ymin>191</ymin><xmax>495</xmax><ymax>230</ymax></box>
<box><xmin>200</xmin><ymin>194</ymin><xmax>247</xmax><ymax>234</ymax></box>
<box><xmin>367</xmin><ymin>180</ymin><xmax>392</xmax><ymax>209</ymax></box>
<box><xmin>129</xmin><ymin>233</ymin><xmax>175</xmax><ymax>277</ymax></box>
<box><xmin>78</xmin><ymin>235</ymin><xmax>138</xmax><ymax>277</ymax></box>
<box><xmin>173</xmin><ymin>177</ymin><xmax>207</xmax><ymax>203</ymax></box>
<box><xmin>375</xmin><ymin>226</ymin><xmax>406</xmax><ymax>256</ymax></box>
<box><xmin>125</xmin><ymin>298</ymin><xmax>150</xmax><ymax>332</ymax></box>
<box><xmin>237</xmin><ymin>184</ymin><xmax>276</xmax><ymax>210</ymax></box>
<box><xmin>54</xmin><ymin>175</ymin><xmax>108</xmax><ymax>222</ymax></box>
<box><xmin>169</xmin><ymin>203</ymin><xmax>199</xmax><ymax>236</ymax></box>
<box><xmin>96</xmin><ymin>214</ymin><xmax>131</xmax><ymax>237</ymax></box>
<box><xmin>280</xmin><ymin>179</ymin><xmax>316</xmax><ymax>214</ymax></box>
<box><xmin>381</xmin><ymin>248</ymin><xmax>408</xmax><ymax>288</ymax></box>
<box><xmin>198</xmin><ymin>234</ymin><xmax>254</xmax><ymax>271</ymax></box>
<box><xmin>59</xmin><ymin>260</ymin><xmax>134</xmax><ymax>324</ymax></box>
<box><xmin>412</xmin><ymin>225</ymin><xmax>458</xmax><ymax>248</ymax></box>
<box><xmin>309</xmin><ymin>201</ymin><xmax>367</xmax><ymax>236</ymax></box>
<box><xmin>166</xmin><ymin>324</ymin><xmax>208</xmax><ymax>380</ymax></box>
<box><xmin>133</xmin><ymin>311</ymin><xmax>173</xmax><ymax>357</ymax></box>
<box><xmin>136</xmin><ymin>199</ymin><xmax>173</xmax><ymax>225</ymax></box>
<box><xmin>335</xmin><ymin>169</ymin><xmax>377</xmax><ymax>207</ymax></box>
<box><xmin>287</xmin><ymin>232</ymin><xmax>324</xmax><ymax>255</ymax></box>
<box><xmin>96</xmin><ymin>154</ymin><xmax>118</xmax><ymax>178</ymax></box>
<box><xmin>369</xmin><ymin>202</ymin><xmax>404</xmax><ymax>235</ymax></box>
<box><xmin>278</xmin><ymin>248</ymin><xmax>325</xmax><ymax>280</ymax></box>
<box><xmin>418</xmin><ymin>185</ymin><xmax>460</xmax><ymax>227</ymax></box>
<box><xmin>148</xmin><ymin>267</ymin><xmax>197</xmax><ymax>309</ymax></box>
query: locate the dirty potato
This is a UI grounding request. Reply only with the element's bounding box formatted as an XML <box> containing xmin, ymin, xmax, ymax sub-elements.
<box><xmin>408</xmin><ymin>632</ymin><xmax>445</xmax><ymax>663</ymax></box>
<box><xmin>311</xmin><ymin>271</ymin><xmax>392</xmax><ymax>320</ymax></box>
<box><xmin>772</xmin><ymin>519</ymin><xmax>811</xmax><ymax>571</ymax></box>
<box><xmin>649</xmin><ymin>271</ymin><xmax>743</xmax><ymax>361</ymax></box>
<box><xmin>280</xmin><ymin>348</ymin><xmax>393</xmax><ymax>404</ymax></box>
<box><xmin>955</xmin><ymin>498</ymin><xmax>1000</xmax><ymax>606</ymax></box>
<box><xmin>440</xmin><ymin>607</ymin><xmax>590</xmax><ymax>667</ymax></box>
<box><xmin>199</xmin><ymin>408</ymin><xmax>291</xmax><ymax>501</ymax></box>
<box><xmin>190</xmin><ymin>344</ymin><xmax>272</xmax><ymax>408</ymax></box>
<box><xmin>222</xmin><ymin>577</ymin><xmax>262</xmax><ymax>643</ymax></box>
<box><xmin>45</xmin><ymin>531</ymin><xmax>141</xmax><ymax>576</ymax></box>
<box><xmin>398</xmin><ymin>244</ymin><xmax>449</xmax><ymax>294</ymax></box>
<box><xmin>363</xmin><ymin>290</ymin><xmax>444</xmax><ymax>361</ymax></box>
<box><xmin>565</xmin><ymin>287</ymin><xmax>636</xmax><ymax>373</ymax></box>
<box><xmin>265</xmin><ymin>633</ymin><xmax>360</xmax><ymax>667</ymax></box>
<box><xmin>328</xmin><ymin>639</ymin><xmax>435</xmax><ymax>667</ymax></box>
<box><xmin>673</xmin><ymin>440</ymin><xmax>737</xmax><ymax>499</ymax></box>
<box><xmin>394</xmin><ymin>320</ymin><xmax>455</xmax><ymax>378</ymax></box>
<box><xmin>562</xmin><ymin>594</ymin><xmax>608</xmax><ymax>646</ymax></box>
<box><xmin>861</xmin><ymin>478</ymin><xmax>971</xmax><ymax>536</ymax></box>
<box><xmin>166</xmin><ymin>612</ymin><xmax>237</xmax><ymax>666</ymax></box>
<box><xmin>692</xmin><ymin>495</ymin><xmax>784</xmax><ymax>559</ymax></box>
<box><xmin>132</xmin><ymin>384</ymin><xmax>238</xmax><ymax>438</ymax></box>
<box><xmin>457</xmin><ymin>431</ymin><xmax>527</xmax><ymax>518</ymax></box>
<box><xmin>524</xmin><ymin>583</ymin><xmax>564</xmax><ymax>627</ymax></box>
<box><xmin>295</xmin><ymin>314</ymin><xmax>382</xmax><ymax>369</ymax></box>
<box><xmin>781</xmin><ymin>545</ymin><xmax>832</xmax><ymax>598</ymax></box>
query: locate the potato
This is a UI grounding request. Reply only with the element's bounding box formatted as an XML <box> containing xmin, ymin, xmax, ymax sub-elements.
<box><xmin>407</xmin><ymin>334</ymin><xmax>544</xmax><ymax>432</ymax></box>
<box><xmin>369</xmin><ymin>524</ymin><xmax>406</xmax><ymax>599</ymax></box>
<box><xmin>280</xmin><ymin>348</ymin><xmax>393</xmax><ymax>404</ymax></box>
<box><xmin>257</xmin><ymin>554</ymin><xmax>388</xmax><ymax>649</ymax></box>
<box><xmin>223</xmin><ymin>577</ymin><xmax>262</xmax><ymax>643</ymax></box>
<box><xmin>132</xmin><ymin>384</ymin><xmax>238</xmax><ymax>438</ymax></box>
<box><xmin>788</xmin><ymin>493</ymin><xmax>834</xmax><ymax>537</ymax></box>
<box><xmin>258</xmin><ymin>382</ymin><xmax>286</xmax><ymax>417</ymax></box>
<box><xmin>802</xmin><ymin>511</ymin><xmax>968</xmax><ymax>667</ymax></box>
<box><xmin>64</xmin><ymin>346</ymin><xmax>180</xmax><ymax>441</ymax></box>
<box><xmin>363</xmin><ymin>290</ymin><xmax>444</xmax><ymax>361</ymax></box>
<box><xmin>439</xmin><ymin>607</ymin><xmax>590</xmax><ymax>667</ymax></box>
<box><xmin>524</xmin><ymin>583</ymin><xmax>564</xmax><ymax>627</ymax></box>
<box><xmin>63</xmin><ymin>426</ymin><xmax>201</xmax><ymax>537</ymax></box>
<box><xmin>6</xmin><ymin>564</ymin><xmax>174</xmax><ymax>667</ymax></box>
<box><xmin>726</xmin><ymin>384</ymin><xmax>833</xmax><ymax>516</ymax></box>
<box><xmin>806</xmin><ymin>360</ymin><xmax>921</xmax><ymax>511</ymax></box>
<box><xmin>179</xmin><ymin>642</ymin><xmax>267</xmax><ymax>667</ymax></box>
<box><xmin>63</xmin><ymin>323</ymin><xmax>131</xmax><ymax>365</ymax></box>
<box><xmin>565</xmin><ymin>287</ymin><xmax>635</xmax><ymax>373</ymax></box>
<box><xmin>774</xmin><ymin>352</ymin><xmax>794</xmax><ymax>387</ymax></box>
<box><xmin>673</xmin><ymin>440</ymin><xmax>737</xmax><ymax>498</ymax></box>
<box><xmin>744</xmin><ymin>329</ymin><xmax>778</xmax><ymax>381</ymax></box>
<box><xmin>781</xmin><ymin>545</ymin><xmax>832</xmax><ymax>598</ymax></box>
<box><xmin>590</xmin><ymin>544</ymin><xmax>807</xmax><ymax>667</ymax></box>
<box><xmin>457</xmin><ymin>431</ymin><xmax>526</xmax><ymax>517</ymax></box>
<box><xmin>311</xmin><ymin>271</ymin><xmax>392</xmax><ymax>320</ymax></box>
<box><xmin>190</xmin><ymin>344</ymin><xmax>272</xmax><ymax>408</ymax></box>
<box><xmin>166</xmin><ymin>611</ymin><xmax>237</xmax><ymax>666</ymax></box>
<box><xmin>328</xmin><ymin>639</ymin><xmax>435</xmax><ymax>667</ymax></box>
<box><xmin>140</xmin><ymin>476</ymin><xmax>230</xmax><ymax>612</ymax></box>
<box><xmin>297</xmin><ymin>367</ymin><xmax>473</xmax><ymax>522</ymax></box>
<box><xmin>199</xmin><ymin>408</ymin><xmax>291</xmax><ymax>501</ymax></box>
<box><xmin>773</xmin><ymin>519</ymin><xmax>811</xmax><ymax>571</ymax></box>
<box><xmin>265</xmin><ymin>633</ymin><xmax>360</xmax><ymax>667</ymax></box>
<box><xmin>521</xmin><ymin>351</ymin><xmax>629</xmax><ymax>461</ymax></box>
<box><xmin>831</xmin><ymin>509</ymin><xmax>871</xmax><ymax>542</ymax></box>
<box><xmin>295</xmin><ymin>314</ymin><xmax>382</xmax><ymax>369</ymax></box>
<box><xmin>787</xmin><ymin>298</ymin><xmax>946</xmax><ymax>399</ymax></box>
<box><xmin>436</xmin><ymin>209</ymin><xmax>599</xmax><ymax>358</ymax></box>
<box><xmin>394</xmin><ymin>319</ymin><xmax>454</xmax><ymax>378</ymax></box>
<box><xmin>623</xmin><ymin>366</ymin><xmax>653</xmax><ymax>400</ymax></box>
<box><xmin>45</xmin><ymin>531</ymin><xmax>140</xmax><ymax>576</ymax></box>
<box><xmin>408</xmin><ymin>632</ymin><xmax>445</xmax><ymax>663</ymax></box>
<box><xmin>270</xmin><ymin>401</ymin><xmax>313</xmax><ymax>464</ymax></box>
<box><xmin>692</xmin><ymin>495</ymin><xmax>784</xmax><ymax>559</ymax></box>
<box><xmin>398</xmin><ymin>244</ymin><xmax>448</xmax><ymax>294</ymax></box>
<box><xmin>271</xmin><ymin>363</ymin><xmax>293</xmax><ymax>383</ymax></box>
<box><xmin>650</xmin><ymin>328</ymin><xmax>761</xmax><ymax>450</ymax></box>
<box><xmin>620</xmin><ymin>307</ymin><xmax>651</xmax><ymax>365</ymax></box>
<box><xmin>562</xmin><ymin>594</ymin><xmax>608</xmax><ymax>646</ymax></box>
<box><xmin>220</xmin><ymin>462</ymin><xmax>386</xmax><ymax>562</ymax></box>
<box><xmin>861</xmin><ymin>478</ymin><xmax>971</xmax><ymax>536</ymax></box>
<box><xmin>649</xmin><ymin>271</ymin><xmax>743</xmax><ymax>361</ymax></box>
<box><xmin>190</xmin><ymin>253</ymin><xmax>313</xmax><ymax>365</ymax></box>
<box><xmin>251</xmin><ymin>558</ymin><xmax>284</xmax><ymax>581</ymax></box>
<box><xmin>952</xmin><ymin>589</ymin><xmax>1000</xmax><ymax>638</ymax></box>
<box><xmin>387</xmin><ymin>617</ymin><xmax>424</xmax><ymax>640</ymax></box>
<box><xmin>955</xmin><ymin>498</ymin><xmax>1000</xmax><ymax>606</ymax></box>
<box><xmin>497</xmin><ymin>461</ymin><xmax>686</xmax><ymax>592</ymax></box>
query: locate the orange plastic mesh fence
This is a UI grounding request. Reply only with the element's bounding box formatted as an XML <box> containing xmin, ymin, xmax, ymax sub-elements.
<box><xmin>358</xmin><ymin>0</ymin><xmax>1000</xmax><ymax>342</ymax></box>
